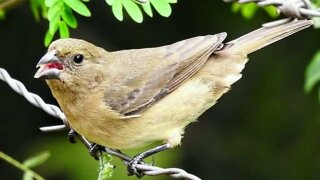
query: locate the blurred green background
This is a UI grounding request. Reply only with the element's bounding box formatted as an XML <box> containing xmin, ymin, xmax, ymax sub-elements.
<box><xmin>1</xmin><ymin>0</ymin><xmax>320</xmax><ymax>180</ymax></box>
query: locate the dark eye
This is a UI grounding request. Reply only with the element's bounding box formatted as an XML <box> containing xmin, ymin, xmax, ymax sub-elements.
<box><xmin>73</xmin><ymin>54</ymin><xmax>84</xmax><ymax>64</ymax></box>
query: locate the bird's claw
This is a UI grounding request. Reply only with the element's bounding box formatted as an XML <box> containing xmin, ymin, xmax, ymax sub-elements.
<box><xmin>89</xmin><ymin>144</ymin><xmax>101</xmax><ymax>160</ymax></box>
<box><xmin>127</xmin><ymin>156</ymin><xmax>145</xmax><ymax>178</ymax></box>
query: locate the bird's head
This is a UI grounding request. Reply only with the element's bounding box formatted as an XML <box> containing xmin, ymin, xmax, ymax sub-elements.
<box><xmin>34</xmin><ymin>38</ymin><xmax>107</xmax><ymax>92</ymax></box>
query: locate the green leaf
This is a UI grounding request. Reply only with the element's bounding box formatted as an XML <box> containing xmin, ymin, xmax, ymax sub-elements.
<box><xmin>106</xmin><ymin>0</ymin><xmax>115</xmax><ymax>5</ymax></box>
<box><xmin>305</xmin><ymin>50</ymin><xmax>320</xmax><ymax>93</ymax></box>
<box><xmin>142</xmin><ymin>1</ymin><xmax>153</xmax><ymax>17</ymax></box>
<box><xmin>112</xmin><ymin>0</ymin><xmax>123</xmax><ymax>21</ymax></box>
<box><xmin>45</xmin><ymin>30</ymin><xmax>54</xmax><ymax>47</ymax></box>
<box><xmin>241</xmin><ymin>3</ymin><xmax>258</xmax><ymax>19</ymax></box>
<box><xmin>45</xmin><ymin>0</ymin><xmax>59</xmax><ymax>7</ymax></box>
<box><xmin>40</xmin><ymin>0</ymin><xmax>49</xmax><ymax>18</ymax></box>
<box><xmin>22</xmin><ymin>152</ymin><xmax>49</xmax><ymax>180</ymax></box>
<box><xmin>263</xmin><ymin>5</ymin><xmax>278</xmax><ymax>18</ymax></box>
<box><xmin>59</xmin><ymin>21</ymin><xmax>70</xmax><ymax>38</ymax></box>
<box><xmin>150</xmin><ymin>0</ymin><xmax>171</xmax><ymax>17</ymax></box>
<box><xmin>0</xmin><ymin>9</ymin><xmax>5</xmax><ymax>20</ymax></box>
<box><xmin>63</xmin><ymin>0</ymin><xmax>91</xmax><ymax>17</ymax></box>
<box><xmin>47</xmin><ymin>1</ymin><xmax>63</xmax><ymax>20</ymax></box>
<box><xmin>30</xmin><ymin>0</ymin><xmax>40</xmax><ymax>21</ymax></box>
<box><xmin>231</xmin><ymin>3</ymin><xmax>241</xmax><ymax>13</ymax></box>
<box><xmin>122</xmin><ymin>0</ymin><xmax>143</xmax><ymax>23</ymax></box>
<box><xmin>49</xmin><ymin>14</ymin><xmax>60</xmax><ymax>34</ymax></box>
<box><xmin>23</xmin><ymin>152</ymin><xmax>50</xmax><ymax>168</ymax></box>
<box><xmin>166</xmin><ymin>0</ymin><xmax>177</xmax><ymax>3</ymax></box>
<box><xmin>0</xmin><ymin>151</ymin><xmax>44</xmax><ymax>180</ymax></box>
<box><xmin>61</xmin><ymin>5</ymin><xmax>78</xmax><ymax>28</ymax></box>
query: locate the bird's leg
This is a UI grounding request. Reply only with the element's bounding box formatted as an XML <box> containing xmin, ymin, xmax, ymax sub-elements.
<box><xmin>67</xmin><ymin>129</ymin><xmax>102</xmax><ymax>160</ymax></box>
<box><xmin>127</xmin><ymin>144</ymin><xmax>170</xmax><ymax>177</ymax></box>
<box><xmin>67</xmin><ymin>129</ymin><xmax>140</xmax><ymax>163</ymax></box>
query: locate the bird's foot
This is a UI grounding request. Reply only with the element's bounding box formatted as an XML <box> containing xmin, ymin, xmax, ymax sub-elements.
<box><xmin>126</xmin><ymin>144</ymin><xmax>169</xmax><ymax>177</ymax></box>
<box><xmin>127</xmin><ymin>154</ymin><xmax>146</xmax><ymax>178</ymax></box>
<box><xmin>89</xmin><ymin>143</ymin><xmax>103</xmax><ymax>160</ymax></box>
<box><xmin>67</xmin><ymin>129</ymin><xmax>102</xmax><ymax>160</ymax></box>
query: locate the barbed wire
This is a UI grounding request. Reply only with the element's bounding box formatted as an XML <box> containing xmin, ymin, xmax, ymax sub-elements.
<box><xmin>0</xmin><ymin>67</ymin><xmax>201</xmax><ymax>180</ymax></box>
<box><xmin>0</xmin><ymin>68</ymin><xmax>68</xmax><ymax>127</ymax></box>
<box><xmin>225</xmin><ymin>0</ymin><xmax>320</xmax><ymax>27</ymax></box>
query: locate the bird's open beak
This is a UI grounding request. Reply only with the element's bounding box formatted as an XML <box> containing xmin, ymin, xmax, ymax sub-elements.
<box><xmin>34</xmin><ymin>50</ymin><xmax>63</xmax><ymax>79</ymax></box>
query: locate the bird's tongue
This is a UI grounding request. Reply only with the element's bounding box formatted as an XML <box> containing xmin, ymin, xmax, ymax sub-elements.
<box><xmin>46</xmin><ymin>62</ymin><xmax>63</xmax><ymax>70</ymax></box>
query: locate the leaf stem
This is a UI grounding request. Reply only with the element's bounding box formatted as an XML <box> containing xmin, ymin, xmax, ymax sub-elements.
<box><xmin>0</xmin><ymin>151</ymin><xmax>44</xmax><ymax>180</ymax></box>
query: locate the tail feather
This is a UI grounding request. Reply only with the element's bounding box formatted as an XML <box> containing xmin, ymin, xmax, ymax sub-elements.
<box><xmin>226</xmin><ymin>20</ymin><xmax>313</xmax><ymax>55</ymax></box>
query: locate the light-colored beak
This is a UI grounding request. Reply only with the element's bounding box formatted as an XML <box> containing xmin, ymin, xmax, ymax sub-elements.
<box><xmin>34</xmin><ymin>50</ymin><xmax>63</xmax><ymax>79</ymax></box>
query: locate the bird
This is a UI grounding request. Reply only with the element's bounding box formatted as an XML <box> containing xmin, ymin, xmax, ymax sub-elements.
<box><xmin>34</xmin><ymin>19</ymin><xmax>312</xmax><ymax>176</ymax></box>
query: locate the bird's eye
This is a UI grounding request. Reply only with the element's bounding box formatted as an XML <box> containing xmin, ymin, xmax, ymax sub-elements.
<box><xmin>73</xmin><ymin>54</ymin><xmax>84</xmax><ymax>64</ymax></box>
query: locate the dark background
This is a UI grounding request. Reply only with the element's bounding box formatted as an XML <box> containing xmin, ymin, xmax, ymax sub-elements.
<box><xmin>1</xmin><ymin>1</ymin><xmax>320</xmax><ymax>180</ymax></box>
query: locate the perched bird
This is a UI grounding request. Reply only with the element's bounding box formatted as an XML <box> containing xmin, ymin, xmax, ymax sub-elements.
<box><xmin>35</xmin><ymin>20</ymin><xmax>312</xmax><ymax>175</ymax></box>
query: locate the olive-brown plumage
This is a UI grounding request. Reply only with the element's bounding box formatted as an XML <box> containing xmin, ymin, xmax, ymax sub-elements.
<box><xmin>35</xmin><ymin>20</ymin><xmax>312</xmax><ymax>150</ymax></box>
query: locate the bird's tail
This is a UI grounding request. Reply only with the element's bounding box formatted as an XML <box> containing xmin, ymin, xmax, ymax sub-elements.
<box><xmin>225</xmin><ymin>20</ymin><xmax>313</xmax><ymax>55</ymax></box>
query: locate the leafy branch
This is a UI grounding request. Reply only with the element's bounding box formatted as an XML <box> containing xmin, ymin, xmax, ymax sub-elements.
<box><xmin>27</xmin><ymin>0</ymin><xmax>177</xmax><ymax>46</ymax></box>
<box><xmin>0</xmin><ymin>0</ymin><xmax>177</xmax><ymax>46</ymax></box>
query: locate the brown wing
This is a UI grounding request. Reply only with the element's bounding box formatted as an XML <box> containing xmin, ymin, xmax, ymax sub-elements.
<box><xmin>104</xmin><ymin>33</ymin><xmax>227</xmax><ymax>116</ymax></box>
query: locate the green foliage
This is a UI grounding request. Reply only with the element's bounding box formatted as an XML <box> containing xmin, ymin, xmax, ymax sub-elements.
<box><xmin>29</xmin><ymin>0</ymin><xmax>88</xmax><ymax>46</ymax></box>
<box><xmin>98</xmin><ymin>153</ymin><xmax>114</xmax><ymax>180</ymax></box>
<box><xmin>305</xmin><ymin>50</ymin><xmax>320</xmax><ymax>101</ymax></box>
<box><xmin>43</xmin><ymin>0</ymin><xmax>89</xmax><ymax>46</ymax></box>
<box><xmin>27</xmin><ymin>0</ymin><xmax>178</xmax><ymax>46</ymax></box>
<box><xmin>23</xmin><ymin>152</ymin><xmax>51</xmax><ymax>180</ymax></box>
<box><xmin>30</xmin><ymin>0</ymin><xmax>47</xmax><ymax>22</ymax></box>
<box><xmin>107</xmin><ymin>0</ymin><xmax>177</xmax><ymax>23</ymax></box>
<box><xmin>0</xmin><ymin>9</ymin><xmax>6</xmax><ymax>20</ymax></box>
<box><xmin>231</xmin><ymin>2</ymin><xmax>278</xmax><ymax>19</ymax></box>
<box><xmin>304</xmin><ymin>2</ymin><xmax>320</xmax><ymax>101</ymax></box>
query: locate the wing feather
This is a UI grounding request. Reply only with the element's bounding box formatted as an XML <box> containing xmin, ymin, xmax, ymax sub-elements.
<box><xmin>104</xmin><ymin>33</ymin><xmax>227</xmax><ymax>116</ymax></box>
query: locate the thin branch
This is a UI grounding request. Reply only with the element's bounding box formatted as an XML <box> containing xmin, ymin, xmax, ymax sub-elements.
<box><xmin>0</xmin><ymin>151</ymin><xmax>44</xmax><ymax>180</ymax></box>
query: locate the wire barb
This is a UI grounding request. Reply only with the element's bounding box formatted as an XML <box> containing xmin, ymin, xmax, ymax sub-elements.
<box><xmin>0</xmin><ymin>67</ymin><xmax>201</xmax><ymax>180</ymax></box>
<box><xmin>226</xmin><ymin>0</ymin><xmax>320</xmax><ymax>27</ymax></box>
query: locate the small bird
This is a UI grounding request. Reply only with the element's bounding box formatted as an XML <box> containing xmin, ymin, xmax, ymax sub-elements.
<box><xmin>35</xmin><ymin>20</ymin><xmax>312</xmax><ymax>175</ymax></box>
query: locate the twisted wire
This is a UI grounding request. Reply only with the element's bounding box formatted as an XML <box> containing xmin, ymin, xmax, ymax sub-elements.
<box><xmin>0</xmin><ymin>68</ymin><xmax>68</xmax><ymax>128</ymax></box>
<box><xmin>225</xmin><ymin>0</ymin><xmax>320</xmax><ymax>27</ymax></box>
